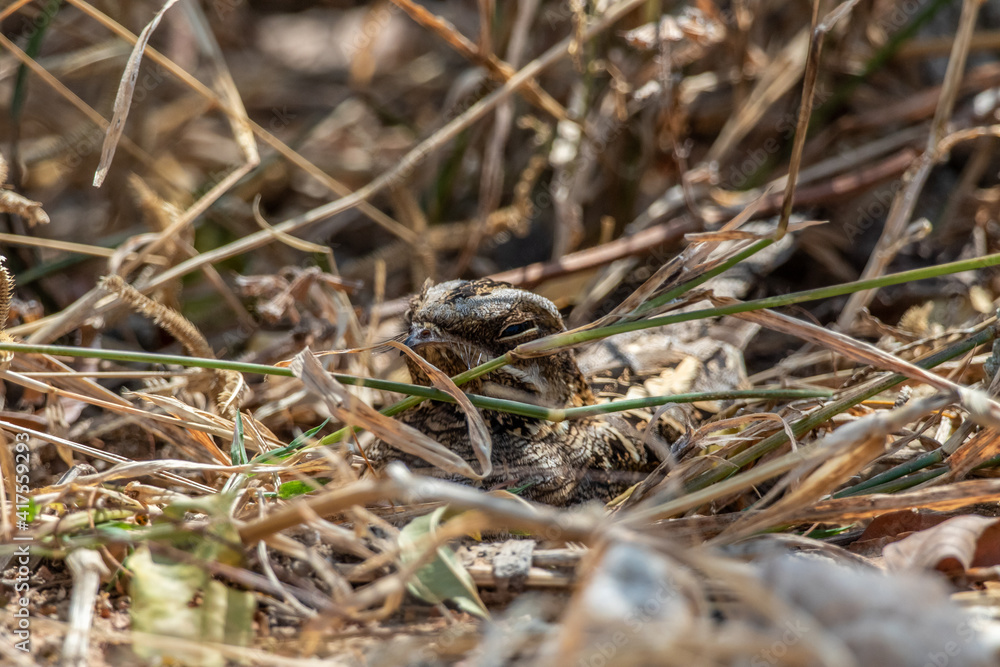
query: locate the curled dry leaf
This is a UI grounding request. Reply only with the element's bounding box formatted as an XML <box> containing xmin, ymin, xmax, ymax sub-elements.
<box><xmin>385</xmin><ymin>339</ymin><xmax>492</xmax><ymax>478</ymax></box>
<box><xmin>884</xmin><ymin>514</ymin><xmax>1000</xmax><ymax>574</ymax></box>
<box><xmin>849</xmin><ymin>509</ymin><xmax>954</xmax><ymax>559</ymax></box>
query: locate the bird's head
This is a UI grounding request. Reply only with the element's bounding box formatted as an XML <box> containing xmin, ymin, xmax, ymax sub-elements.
<box><xmin>401</xmin><ymin>278</ymin><xmax>590</xmax><ymax>407</ymax></box>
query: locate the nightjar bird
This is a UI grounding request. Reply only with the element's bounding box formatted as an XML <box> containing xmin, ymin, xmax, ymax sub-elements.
<box><xmin>367</xmin><ymin>278</ymin><xmax>656</xmax><ymax>505</ymax></box>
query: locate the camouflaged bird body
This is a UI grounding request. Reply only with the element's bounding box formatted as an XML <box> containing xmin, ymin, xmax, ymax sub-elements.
<box><xmin>368</xmin><ymin>278</ymin><xmax>652</xmax><ymax>506</ymax></box>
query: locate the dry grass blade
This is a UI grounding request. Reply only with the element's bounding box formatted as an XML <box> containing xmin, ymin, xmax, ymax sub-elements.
<box><xmin>0</xmin><ymin>234</ymin><xmax>142</xmax><ymax>260</ymax></box>
<box><xmin>0</xmin><ymin>420</ymin><xmax>213</xmax><ymax>493</ymax></box>
<box><xmin>128</xmin><ymin>393</ymin><xmax>246</xmax><ymax>462</ymax></box>
<box><xmin>390</xmin><ymin>0</ymin><xmax>568</xmax><ymax>121</ymax></box>
<box><xmin>93</xmin><ymin>0</ymin><xmax>180</xmax><ymax>187</ymax></box>
<box><xmin>717</xmin><ymin>392</ymin><xmax>953</xmax><ymax>543</ymax></box>
<box><xmin>795</xmin><ymin>478</ymin><xmax>1000</xmax><ymax>524</ymax></box>
<box><xmin>46</xmin><ymin>458</ymin><xmax>287</xmax><ymax>491</ymax></box>
<box><xmin>684</xmin><ymin>218</ymin><xmax>825</xmax><ymax>242</ymax></box>
<box><xmin>941</xmin><ymin>426</ymin><xmax>1000</xmax><ymax>482</ymax></box>
<box><xmin>385</xmin><ymin>339</ymin><xmax>492</xmax><ymax>477</ymax></box>
<box><xmin>5</xmin><ymin>351</ymin><xmax>143</xmax><ymax>409</ymax></box>
<box><xmin>837</xmin><ymin>0</ymin><xmax>989</xmax><ymax>328</ymax></box>
<box><xmin>691</xmin><ymin>412</ymin><xmax>799</xmax><ymax>451</ymax></box>
<box><xmin>290</xmin><ymin>348</ymin><xmax>486</xmax><ymax>480</ymax></box>
<box><xmin>775</xmin><ymin>0</ymin><xmax>862</xmax><ymax>237</ymax></box>
<box><xmin>713</xmin><ymin>295</ymin><xmax>1000</xmax><ymax>427</ymax></box>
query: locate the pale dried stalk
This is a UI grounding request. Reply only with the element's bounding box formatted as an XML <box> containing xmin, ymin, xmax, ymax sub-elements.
<box><xmin>62</xmin><ymin>549</ymin><xmax>111</xmax><ymax>667</ymax></box>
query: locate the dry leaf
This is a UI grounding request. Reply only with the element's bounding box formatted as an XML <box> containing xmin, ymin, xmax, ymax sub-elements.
<box><xmin>884</xmin><ymin>515</ymin><xmax>1000</xmax><ymax>573</ymax></box>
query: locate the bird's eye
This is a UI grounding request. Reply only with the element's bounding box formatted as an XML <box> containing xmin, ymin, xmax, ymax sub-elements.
<box><xmin>499</xmin><ymin>321</ymin><xmax>535</xmax><ymax>338</ymax></box>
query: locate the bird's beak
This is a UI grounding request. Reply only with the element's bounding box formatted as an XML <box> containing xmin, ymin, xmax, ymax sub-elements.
<box><xmin>404</xmin><ymin>326</ymin><xmax>449</xmax><ymax>350</ymax></box>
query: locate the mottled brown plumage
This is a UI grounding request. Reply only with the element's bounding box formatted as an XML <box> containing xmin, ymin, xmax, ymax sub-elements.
<box><xmin>368</xmin><ymin>278</ymin><xmax>655</xmax><ymax>505</ymax></box>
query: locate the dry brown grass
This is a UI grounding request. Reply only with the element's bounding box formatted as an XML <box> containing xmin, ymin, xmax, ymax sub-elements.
<box><xmin>3</xmin><ymin>1</ymin><xmax>1000</xmax><ymax>665</ymax></box>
